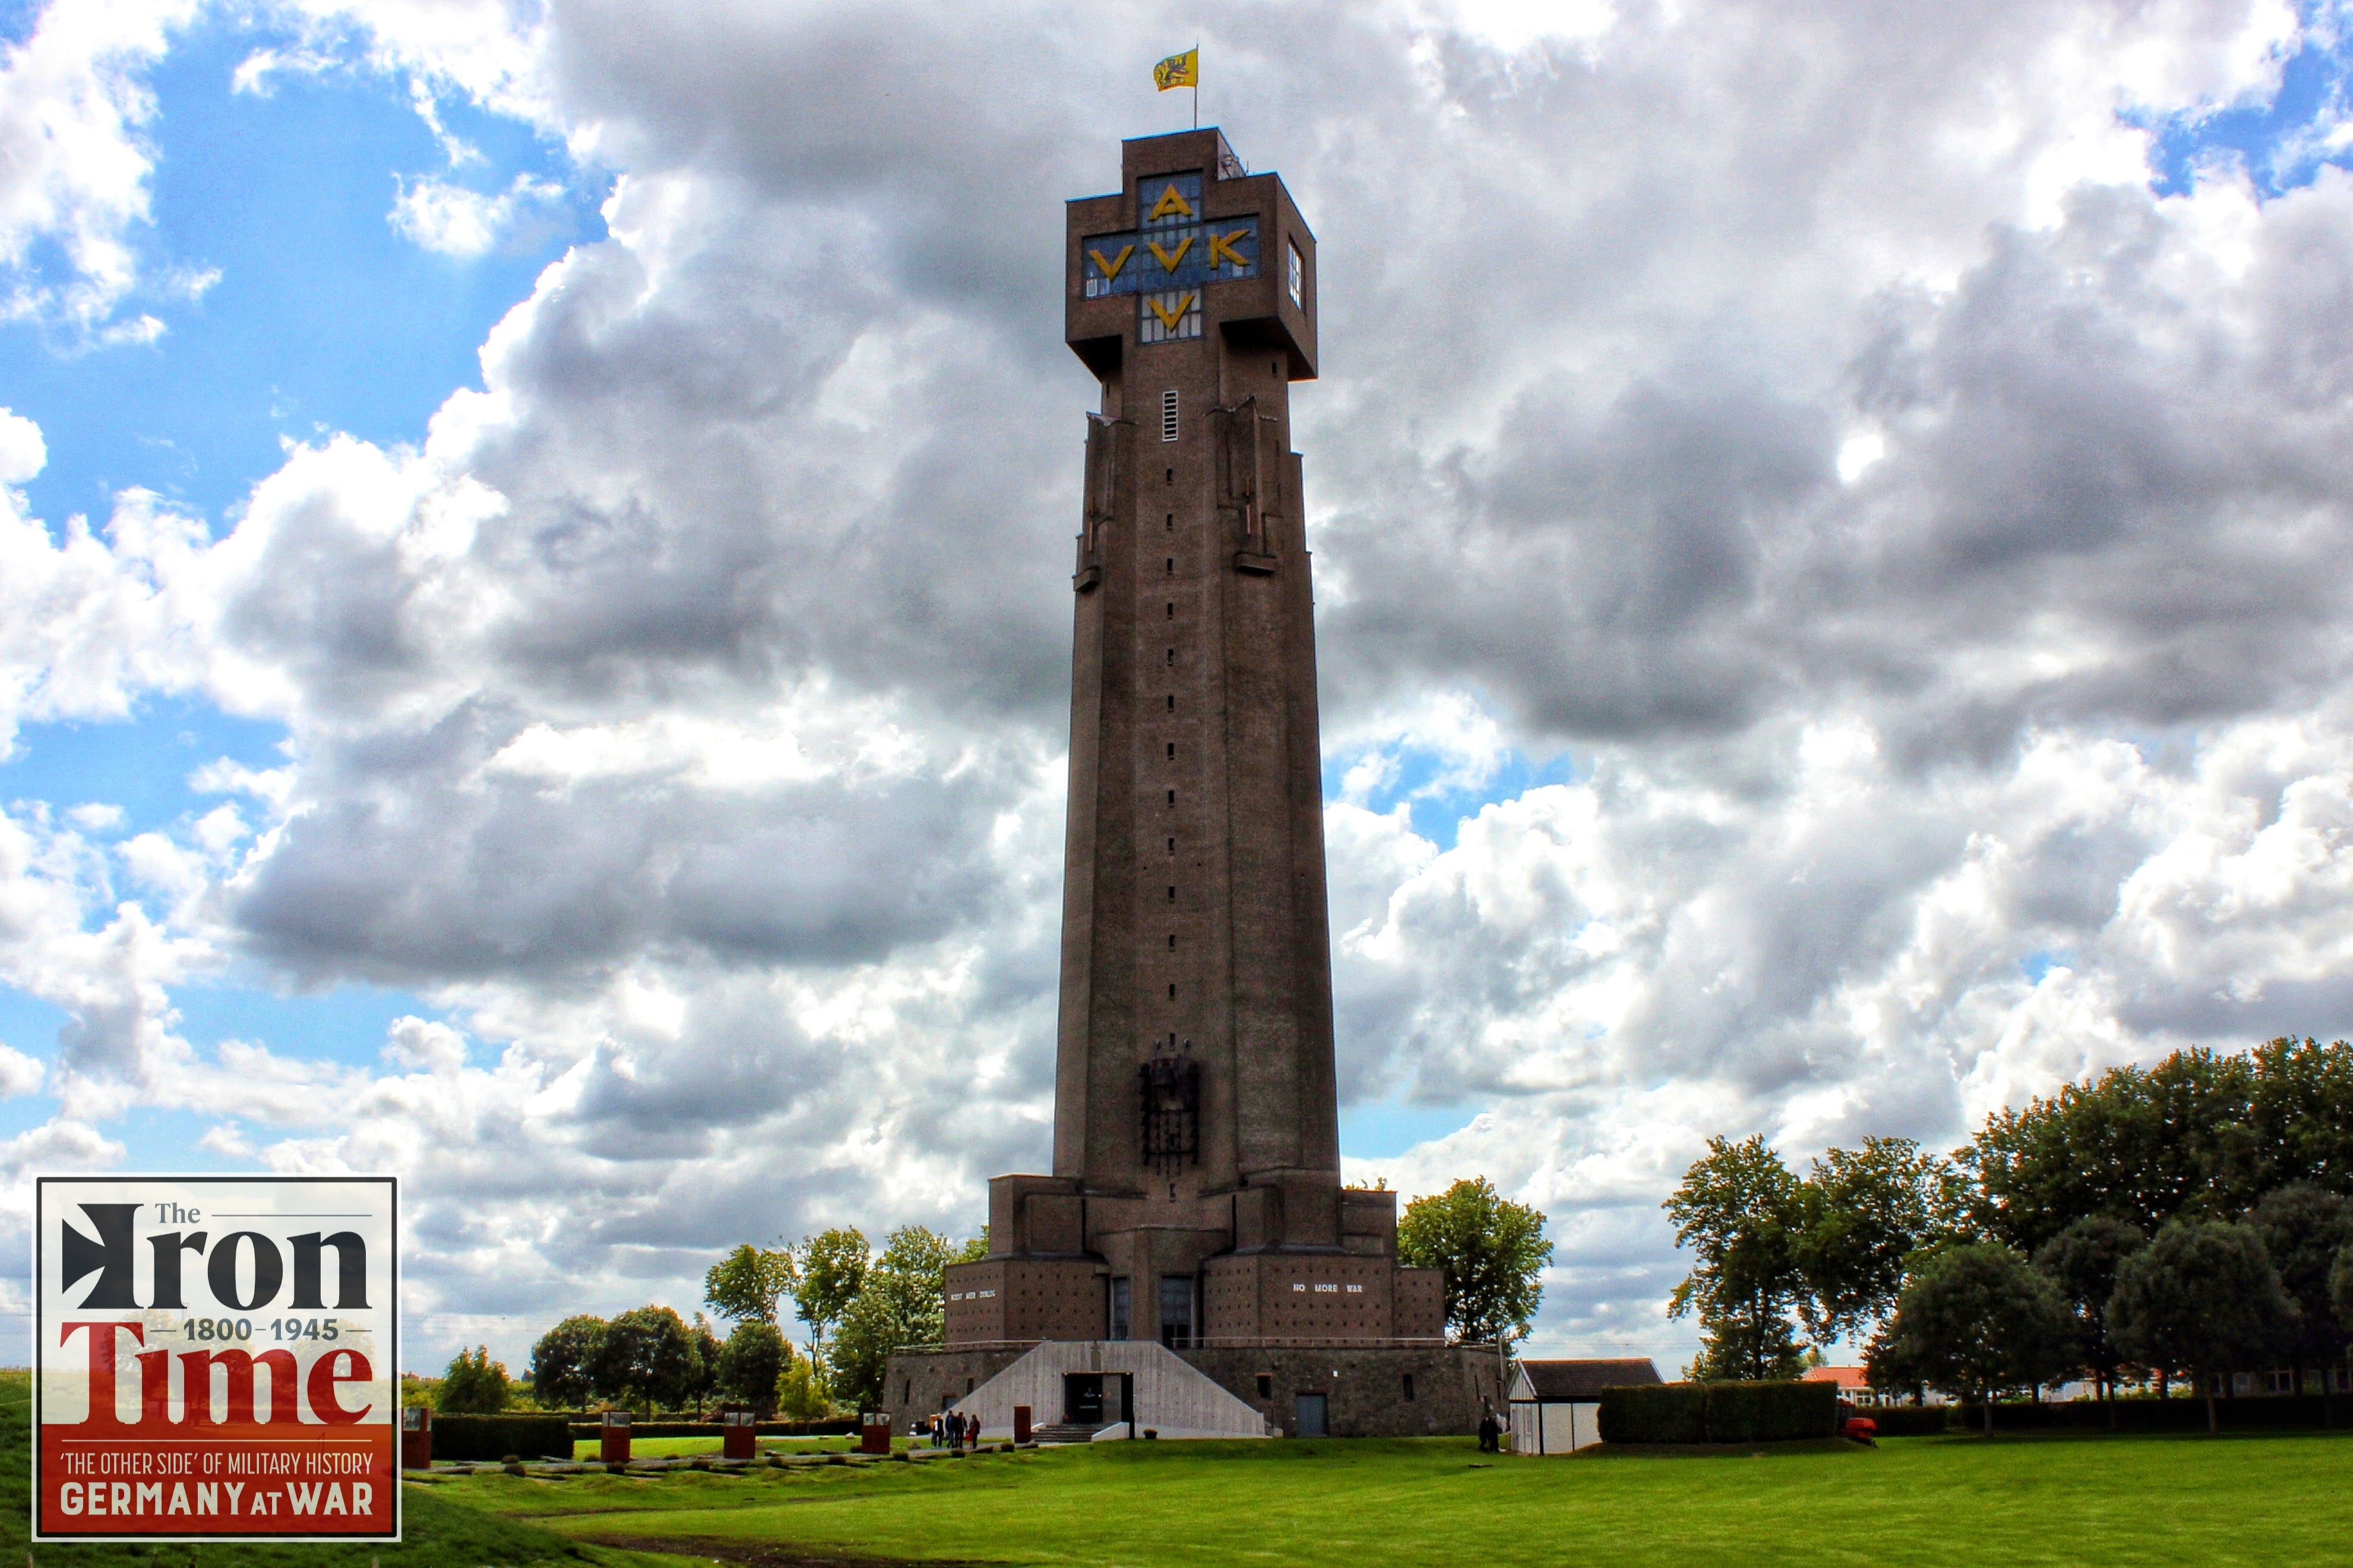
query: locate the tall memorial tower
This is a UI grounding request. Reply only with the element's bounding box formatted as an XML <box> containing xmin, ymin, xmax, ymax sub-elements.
<box><xmin>891</xmin><ymin>131</ymin><xmax>1495</xmax><ymax>1440</ymax></box>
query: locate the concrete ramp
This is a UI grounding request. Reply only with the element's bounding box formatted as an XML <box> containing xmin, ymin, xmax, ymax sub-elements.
<box><xmin>953</xmin><ymin>1341</ymin><xmax>1270</xmax><ymax>1441</ymax></box>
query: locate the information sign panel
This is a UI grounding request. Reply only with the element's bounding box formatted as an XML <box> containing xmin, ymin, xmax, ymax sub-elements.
<box><xmin>33</xmin><ymin>1174</ymin><xmax>399</xmax><ymax>1542</ymax></box>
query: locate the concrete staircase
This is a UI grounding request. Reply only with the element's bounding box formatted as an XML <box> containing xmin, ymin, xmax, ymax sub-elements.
<box><xmin>953</xmin><ymin>1341</ymin><xmax>1270</xmax><ymax>1442</ymax></box>
<box><xmin>1030</xmin><ymin>1422</ymin><xmax>1115</xmax><ymax>1445</ymax></box>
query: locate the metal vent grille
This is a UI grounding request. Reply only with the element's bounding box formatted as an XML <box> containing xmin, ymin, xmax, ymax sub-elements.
<box><xmin>1161</xmin><ymin>389</ymin><xmax>1179</xmax><ymax>442</ymax></box>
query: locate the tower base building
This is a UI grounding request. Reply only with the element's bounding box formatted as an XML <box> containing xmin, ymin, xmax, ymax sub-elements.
<box><xmin>886</xmin><ymin>129</ymin><xmax>1502</xmax><ymax>1439</ymax></box>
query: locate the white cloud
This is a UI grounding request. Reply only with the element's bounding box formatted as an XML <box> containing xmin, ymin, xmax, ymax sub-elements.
<box><xmin>0</xmin><ymin>1044</ymin><xmax>45</xmax><ymax>1098</ymax></box>
<box><xmin>0</xmin><ymin>0</ymin><xmax>202</xmax><ymax>332</ymax></box>
<box><xmin>381</xmin><ymin>1015</ymin><xmax>466</xmax><ymax>1074</ymax></box>
<box><xmin>388</xmin><ymin>173</ymin><xmax>566</xmax><ymax>258</ymax></box>
<box><xmin>0</xmin><ymin>409</ymin><xmax>46</xmax><ymax>485</ymax></box>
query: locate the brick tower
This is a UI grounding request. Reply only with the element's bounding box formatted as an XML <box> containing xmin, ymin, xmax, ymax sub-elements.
<box><xmin>894</xmin><ymin>131</ymin><xmax>1494</xmax><ymax>1440</ymax></box>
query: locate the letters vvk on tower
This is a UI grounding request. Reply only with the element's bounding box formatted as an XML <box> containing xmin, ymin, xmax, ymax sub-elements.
<box><xmin>887</xmin><ymin>130</ymin><xmax>1504</xmax><ymax>1440</ymax></box>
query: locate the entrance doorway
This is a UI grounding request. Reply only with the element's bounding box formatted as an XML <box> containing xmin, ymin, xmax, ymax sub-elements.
<box><xmin>1295</xmin><ymin>1392</ymin><xmax>1327</xmax><ymax>1437</ymax></box>
<box><xmin>1159</xmin><ymin>1276</ymin><xmax>1194</xmax><ymax>1348</ymax></box>
<box><xmin>1063</xmin><ymin>1373</ymin><xmax>1105</xmax><ymax>1426</ymax></box>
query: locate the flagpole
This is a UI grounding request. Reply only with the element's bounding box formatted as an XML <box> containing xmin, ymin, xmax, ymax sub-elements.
<box><xmin>1193</xmin><ymin>41</ymin><xmax>1199</xmax><ymax>129</ymax></box>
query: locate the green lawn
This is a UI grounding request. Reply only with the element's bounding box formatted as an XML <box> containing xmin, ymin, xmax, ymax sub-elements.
<box><xmin>9</xmin><ymin>1369</ymin><xmax>2349</xmax><ymax>1567</ymax></box>
<box><xmin>440</xmin><ymin>1427</ymin><xmax>2353</xmax><ymax>1567</ymax></box>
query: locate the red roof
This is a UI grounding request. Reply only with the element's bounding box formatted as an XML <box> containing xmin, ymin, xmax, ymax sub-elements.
<box><xmin>1802</xmin><ymin>1366</ymin><xmax>1869</xmax><ymax>1390</ymax></box>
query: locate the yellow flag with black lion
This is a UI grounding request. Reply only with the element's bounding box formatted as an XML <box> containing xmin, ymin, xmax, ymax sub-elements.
<box><xmin>1153</xmin><ymin>49</ymin><xmax>1197</xmax><ymax>91</ymax></box>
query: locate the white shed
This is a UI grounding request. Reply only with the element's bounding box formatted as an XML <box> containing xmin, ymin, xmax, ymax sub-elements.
<box><xmin>1508</xmin><ymin>1358</ymin><xmax>1662</xmax><ymax>1455</ymax></box>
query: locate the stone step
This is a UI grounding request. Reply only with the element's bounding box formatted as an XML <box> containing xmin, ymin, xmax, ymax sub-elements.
<box><xmin>1030</xmin><ymin>1422</ymin><xmax>1115</xmax><ymax>1445</ymax></box>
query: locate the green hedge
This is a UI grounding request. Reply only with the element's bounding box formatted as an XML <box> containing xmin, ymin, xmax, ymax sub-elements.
<box><xmin>1955</xmin><ymin>1395</ymin><xmax>2335</xmax><ymax>1432</ymax></box>
<box><xmin>562</xmin><ymin>1420</ymin><xmax>858</xmax><ymax>1440</ymax></box>
<box><xmin>1595</xmin><ymin>1384</ymin><xmax>1705</xmax><ymax>1444</ymax></box>
<box><xmin>1595</xmin><ymin>1381</ymin><xmax>1839</xmax><ymax>1445</ymax></box>
<box><xmin>431</xmin><ymin>1413</ymin><xmax>574</xmax><ymax>1461</ymax></box>
<box><xmin>1849</xmin><ymin>1405</ymin><xmax>1950</xmax><ymax>1437</ymax></box>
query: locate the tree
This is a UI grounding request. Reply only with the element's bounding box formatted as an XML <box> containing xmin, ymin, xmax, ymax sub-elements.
<box><xmin>1665</xmin><ymin>1137</ymin><xmax>1807</xmax><ymax>1380</ymax></box>
<box><xmin>2110</xmin><ymin>1219</ymin><xmax>2297</xmax><ymax>1434</ymax></box>
<box><xmin>685</xmin><ymin>1313</ymin><xmax>725</xmax><ymax>1417</ymax></box>
<box><xmin>528</xmin><ymin>1315</ymin><xmax>608</xmax><ymax>1409</ymax></box>
<box><xmin>1396</xmin><ymin>1177</ymin><xmax>1552</xmax><ymax>1348</ymax></box>
<box><xmin>594</xmin><ymin>1305</ymin><xmax>698</xmax><ymax>1414</ymax></box>
<box><xmin>717</xmin><ymin>1320</ymin><xmax>790</xmax><ymax>1412</ymax></box>
<box><xmin>2240</xmin><ymin>1038</ymin><xmax>2353</xmax><ymax>1200</ymax></box>
<box><xmin>705</xmin><ymin>1243</ymin><xmax>799</xmax><ymax>1328</ymax></box>
<box><xmin>2250</xmin><ymin>1183</ymin><xmax>2353</xmax><ymax>1419</ymax></box>
<box><xmin>774</xmin><ymin>1355</ymin><xmax>830</xmax><ymax>1421</ymax></box>
<box><xmin>1963</xmin><ymin>1048</ymin><xmax>2253</xmax><ymax>1251</ymax></box>
<box><xmin>2032</xmin><ymin>1216</ymin><xmax>2146</xmax><ymax>1416</ymax></box>
<box><xmin>792</xmin><ymin>1227</ymin><xmax>871</xmax><ymax>1357</ymax></box>
<box><xmin>827</xmin><ymin>1225</ymin><xmax>961</xmax><ymax>1412</ymax></box>
<box><xmin>1865</xmin><ymin>1242</ymin><xmax>2075</xmax><ymax>1434</ymax></box>
<box><xmin>438</xmin><ymin>1345</ymin><xmax>511</xmax><ymax>1414</ymax></box>
<box><xmin>1795</xmin><ymin>1137</ymin><xmax>1963</xmax><ymax>1347</ymax></box>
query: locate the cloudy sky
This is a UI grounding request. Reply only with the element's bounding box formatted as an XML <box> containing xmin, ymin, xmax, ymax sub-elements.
<box><xmin>5</xmin><ymin>0</ymin><xmax>2353</xmax><ymax>1377</ymax></box>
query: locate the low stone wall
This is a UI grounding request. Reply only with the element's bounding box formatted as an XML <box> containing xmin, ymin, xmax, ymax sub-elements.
<box><xmin>1184</xmin><ymin>1344</ymin><xmax>1506</xmax><ymax>1437</ymax></box>
<box><xmin>885</xmin><ymin>1345</ymin><xmax>1031</xmax><ymax>1433</ymax></box>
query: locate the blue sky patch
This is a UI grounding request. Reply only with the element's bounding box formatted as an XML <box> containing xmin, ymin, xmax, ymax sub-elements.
<box><xmin>5</xmin><ymin>9</ymin><xmax>600</xmax><ymax>534</ymax></box>
<box><xmin>2143</xmin><ymin>9</ymin><xmax>2353</xmax><ymax>199</ymax></box>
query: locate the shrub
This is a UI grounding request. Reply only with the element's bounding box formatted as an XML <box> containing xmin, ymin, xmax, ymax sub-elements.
<box><xmin>432</xmin><ymin>1413</ymin><xmax>574</xmax><ymax>1462</ymax></box>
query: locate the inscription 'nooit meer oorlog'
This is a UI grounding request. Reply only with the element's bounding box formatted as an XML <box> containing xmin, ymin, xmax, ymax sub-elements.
<box><xmin>887</xmin><ymin>129</ymin><xmax>1506</xmax><ymax>1442</ymax></box>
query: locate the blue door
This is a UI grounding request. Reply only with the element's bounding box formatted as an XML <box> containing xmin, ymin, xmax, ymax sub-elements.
<box><xmin>1295</xmin><ymin>1393</ymin><xmax>1327</xmax><ymax>1437</ymax></box>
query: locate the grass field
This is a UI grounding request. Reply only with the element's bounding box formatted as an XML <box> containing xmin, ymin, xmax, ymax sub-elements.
<box><xmin>455</xmin><ymin>1425</ymin><xmax>2352</xmax><ymax>1567</ymax></box>
<box><xmin>7</xmin><ymin>1370</ymin><xmax>2349</xmax><ymax>1567</ymax></box>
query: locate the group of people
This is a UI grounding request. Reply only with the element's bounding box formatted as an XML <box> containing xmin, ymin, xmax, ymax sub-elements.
<box><xmin>925</xmin><ymin>1408</ymin><xmax>982</xmax><ymax>1450</ymax></box>
<box><xmin>1476</xmin><ymin>1408</ymin><xmax>1506</xmax><ymax>1453</ymax></box>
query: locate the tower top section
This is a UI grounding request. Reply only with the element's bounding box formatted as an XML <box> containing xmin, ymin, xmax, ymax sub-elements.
<box><xmin>1065</xmin><ymin>128</ymin><xmax>1317</xmax><ymax>383</ymax></box>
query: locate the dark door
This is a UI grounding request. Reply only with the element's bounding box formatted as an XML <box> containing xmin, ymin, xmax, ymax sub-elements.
<box><xmin>1295</xmin><ymin>1393</ymin><xmax>1327</xmax><ymax>1437</ymax></box>
<box><xmin>1064</xmin><ymin>1373</ymin><xmax>1105</xmax><ymax>1424</ymax></box>
<box><xmin>1159</xmin><ymin>1275</ymin><xmax>1194</xmax><ymax>1348</ymax></box>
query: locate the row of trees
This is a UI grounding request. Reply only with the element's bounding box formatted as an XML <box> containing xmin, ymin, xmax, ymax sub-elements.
<box><xmin>699</xmin><ymin>1225</ymin><xmax>986</xmax><ymax>1412</ymax></box>
<box><xmin>1665</xmin><ymin>1038</ymin><xmax>2353</xmax><ymax>1430</ymax></box>
<box><xmin>513</xmin><ymin>1224</ymin><xmax>988</xmax><ymax>1417</ymax></box>
<box><xmin>1867</xmin><ymin>1198</ymin><xmax>2349</xmax><ymax>1433</ymax></box>
<box><xmin>523</xmin><ymin>1306</ymin><xmax>811</xmax><ymax>1417</ymax></box>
